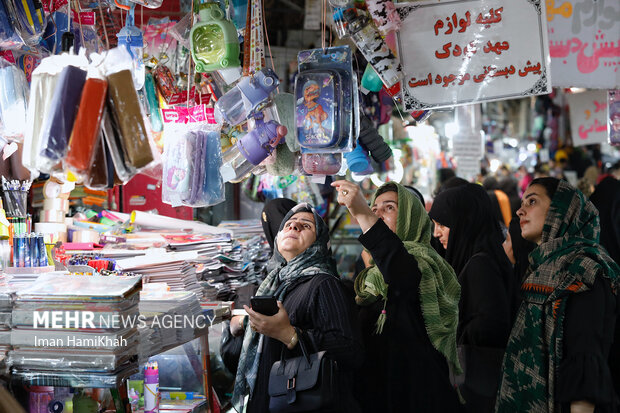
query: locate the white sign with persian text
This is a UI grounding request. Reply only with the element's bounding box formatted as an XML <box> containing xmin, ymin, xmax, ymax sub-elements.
<box><xmin>396</xmin><ymin>0</ymin><xmax>552</xmax><ymax>111</ymax></box>
<box><xmin>547</xmin><ymin>0</ymin><xmax>620</xmax><ymax>88</ymax></box>
<box><xmin>566</xmin><ymin>90</ymin><xmax>608</xmax><ymax>146</ymax></box>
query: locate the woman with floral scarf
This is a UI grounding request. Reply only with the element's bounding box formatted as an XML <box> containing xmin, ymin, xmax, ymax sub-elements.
<box><xmin>496</xmin><ymin>178</ymin><xmax>619</xmax><ymax>413</ymax></box>
<box><xmin>232</xmin><ymin>203</ymin><xmax>363</xmax><ymax>412</ymax></box>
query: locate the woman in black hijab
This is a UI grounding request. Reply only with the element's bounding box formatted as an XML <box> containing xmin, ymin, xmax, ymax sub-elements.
<box><xmin>223</xmin><ymin>198</ymin><xmax>297</xmax><ymax>375</ymax></box>
<box><xmin>429</xmin><ymin>183</ymin><xmax>518</xmax><ymax>413</ymax></box>
<box><xmin>503</xmin><ymin>217</ymin><xmax>536</xmax><ymax>284</ymax></box>
<box><xmin>260</xmin><ymin>198</ymin><xmax>297</xmax><ymax>251</ymax></box>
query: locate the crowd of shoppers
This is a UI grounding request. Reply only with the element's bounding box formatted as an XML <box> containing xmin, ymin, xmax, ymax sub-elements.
<box><xmin>229</xmin><ymin>162</ymin><xmax>619</xmax><ymax>413</ymax></box>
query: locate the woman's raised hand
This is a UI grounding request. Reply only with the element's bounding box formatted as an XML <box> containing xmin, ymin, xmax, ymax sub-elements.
<box><xmin>331</xmin><ymin>180</ymin><xmax>378</xmax><ymax>233</ymax></box>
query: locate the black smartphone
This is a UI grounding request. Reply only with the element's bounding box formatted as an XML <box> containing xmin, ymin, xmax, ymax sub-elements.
<box><xmin>250</xmin><ymin>296</ymin><xmax>279</xmax><ymax>316</ymax></box>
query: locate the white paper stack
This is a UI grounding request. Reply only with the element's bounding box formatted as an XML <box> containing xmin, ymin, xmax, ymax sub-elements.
<box><xmin>0</xmin><ymin>289</ymin><xmax>12</xmax><ymax>374</ymax></box>
<box><xmin>217</xmin><ymin>219</ymin><xmax>264</xmax><ymax>237</ymax></box>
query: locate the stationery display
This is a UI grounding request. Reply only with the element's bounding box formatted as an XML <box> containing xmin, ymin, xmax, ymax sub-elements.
<box><xmin>1</xmin><ymin>177</ymin><xmax>30</xmax><ymax>217</ymax></box>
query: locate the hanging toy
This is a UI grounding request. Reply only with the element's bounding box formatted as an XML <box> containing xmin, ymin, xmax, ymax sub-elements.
<box><xmin>295</xmin><ymin>46</ymin><xmax>357</xmax><ymax>154</ymax></box>
<box><xmin>116</xmin><ymin>5</ymin><xmax>145</xmax><ymax>90</ymax></box>
<box><xmin>220</xmin><ymin>113</ymin><xmax>287</xmax><ymax>183</ymax></box>
<box><xmin>214</xmin><ymin>67</ymin><xmax>279</xmax><ymax>126</ymax></box>
<box><xmin>190</xmin><ymin>0</ymin><xmax>241</xmax><ymax>73</ymax></box>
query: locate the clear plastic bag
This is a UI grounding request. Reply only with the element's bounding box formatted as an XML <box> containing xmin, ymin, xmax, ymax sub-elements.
<box><xmin>0</xmin><ymin>0</ymin><xmax>45</xmax><ymax>48</ymax></box>
<box><xmin>295</xmin><ymin>46</ymin><xmax>357</xmax><ymax>154</ymax></box>
<box><xmin>22</xmin><ymin>52</ymin><xmax>87</xmax><ymax>176</ymax></box>
<box><xmin>143</xmin><ymin>72</ymin><xmax>163</xmax><ymax>133</ymax></box>
<box><xmin>65</xmin><ymin>65</ymin><xmax>108</xmax><ymax>177</ymax></box>
<box><xmin>104</xmin><ymin>47</ymin><xmax>158</xmax><ymax>172</ymax></box>
<box><xmin>0</xmin><ymin>58</ymin><xmax>29</xmax><ymax>139</ymax></box>
<box><xmin>301</xmin><ymin>152</ymin><xmax>342</xmax><ymax>175</ymax></box>
<box><xmin>162</xmin><ymin>113</ymin><xmax>224</xmax><ymax>207</ymax></box>
<box><xmin>83</xmin><ymin>131</ymin><xmax>109</xmax><ymax>190</ymax></box>
<box><xmin>101</xmin><ymin>105</ymin><xmax>135</xmax><ymax>184</ymax></box>
<box><xmin>169</xmin><ymin>12</ymin><xmax>192</xmax><ymax>50</ymax></box>
<box><xmin>72</xmin><ymin>11</ymin><xmax>103</xmax><ymax>55</ymax></box>
<box><xmin>0</xmin><ymin>0</ymin><xmax>25</xmax><ymax>49</ymax></box>
<box><xmin>9</xmin><ymin>347</ymin><xmax>135</xmax><ymax>372</ymax></box>
<box><xmin>37</xmin><ymin>64</ymin><xmax>88</xmax><ymax>173</ymax></box>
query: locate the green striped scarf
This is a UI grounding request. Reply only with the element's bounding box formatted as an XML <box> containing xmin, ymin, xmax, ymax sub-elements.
<box><xmin>354</xmin><ymin>182</ymin><xmax>463</xmax><ymax>375</ymax></box>
<box><xmin>496</xmin><ymin>180</ymin><xmax>620</xmax><ymax>412</ymax></box>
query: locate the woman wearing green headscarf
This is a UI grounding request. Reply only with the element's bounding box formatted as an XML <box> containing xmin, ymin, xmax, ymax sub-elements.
<box><xmin>496</xmin><ymin>178</ymin><xmax>620</xmax><ymax>413</ymax></box>
<box><xmin>332</xmin><ymin>180</ymin><xmax>463</xmax><ymax>412</ymax></box>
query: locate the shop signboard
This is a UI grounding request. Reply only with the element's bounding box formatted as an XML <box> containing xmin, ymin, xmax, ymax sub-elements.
<box><xmin>566</xmin><ymin>90</ymin><xmax>608</xmax><ymax>146</ymax></box>
<box><xmin>547</xmin><ymin>0</ymin><xmax>620</xmax><ymax>88</ymax></box>
<box><xmin>396</xmin><ymin>0</ymin><xmax>551</xmax><ymax>111</ymax></box>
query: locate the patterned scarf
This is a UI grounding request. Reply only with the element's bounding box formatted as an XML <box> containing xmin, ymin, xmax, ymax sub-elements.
<box><xmin>232</xmin><ymin>203</ymin><xmax>337</xmax><ymax>411</ymax></box>
<box><xmin>496</xmin><ymin>180</ymin><xmax>620</xmax><ymax>412</ymax></box>
<box><xmin>354</xmin><ymin>182</ymin><xmax>463</xmax><ymax>375</ymax></box>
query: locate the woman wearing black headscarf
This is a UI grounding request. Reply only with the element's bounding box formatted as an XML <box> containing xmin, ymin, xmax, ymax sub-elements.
<box><xmin>260</xmin><ymin>198</ymin><xmax>297</xmax><ymax>251</ymax></box>
<box><xmin>232</xmin><ymin>203</ymin><xmax>363</xmax><ymax>412</ymax></box>
<box><xmin>429</xmin><ymin>183</ymin><xmax>519</xmax><ymax>413</ymax></box>
<box><xmin>589</xmin><ymin>175</ymin><xmax>620</xmax><ymax>397</ymax></box>
<box><xmin>503</xmin><ymin>217</ymin><xmax>536</xmax><ymax>284</ymax></box>
<box><xmin>224</xmin><ymin>198</ymin><xmax>298</xmax><ymax>375</ymax></box>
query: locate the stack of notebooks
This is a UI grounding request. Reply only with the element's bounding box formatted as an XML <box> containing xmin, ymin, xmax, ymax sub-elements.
<box><xmin>6</xmin><ymin>269</ymin><xmax>64</xmax><ymax>290</ymax></box>
<box><xmin>9</xmin><ymin>274</ymin><xmax>141</xmax><ymax>375</ymax></box>
<box><xmin>138</xmin><ymin>289</ymin><xmax>206</xmax><ymax>360</ymax></box>
<box><xmin>217</xmin><ymin>219</ymin><xmax>264</xmax><ymax>237</ymax></box>
<box><xmin>116</xmin><ymin>250</ymin><xmax>208</xmax><ymax>296</ymax></box>
<box><xmin>0</xmin><ymin>289</ymin><xmax>12</xmax><ymax>375</ymax></box>
<box><xmin>200</xmin><ymin>234</ymin><xmax>271</xmax><ymax>302</ymax></box>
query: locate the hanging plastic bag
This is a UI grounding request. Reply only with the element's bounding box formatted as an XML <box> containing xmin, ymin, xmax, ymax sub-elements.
<box><xmin>169</xmin><ymin>12</ymin><xmax>192</xmax><ymax>50</ymax></box>
<box><xmin>331</xmin><ymin>4</ymin><xmax>403</xmax><ymax>91</ymax></box>
<box><xmin>116</xmin><ymin>7</ymin><xmax>145</xmax><ymax>90</ymax></box>
<box><xmin>143</xmin><ymin>19</ymin><xmax>177</xmax><ymax>65</ymax></box>
<box><xmin>84</xmin><ymin>130</ymin><xmax>109</xmax><ymax>190</ymax></box>
<box><xmin>64</xmin><ymin>53</ymin><xmax>108</xmax><ymax>179</ymax></box>
<box><xmin>22</xmin><ymin>56</ymin><xmax>62</xmax><ymax>176</ymax></box>
<box><xmin>161</xmin><ymin>106</ymin><xmax>224</xmax><ymax>207</ymax></box>
<box><xmin>0</xmin><ymin>0</ymin><xmax>25</xmax><ymax>49</ymax></box>
<box><xmin>104</xmin><ymin>46</ymin><xmax>157</xmax><ymax>172</ymax></box>
<box><xmin>100</xmin><ymin>105</ymin><xmax>135</xmax><ymax>184</ymax></box>
<box><xmin>295</xmin><ymin>46</ymin><xmax>357</xmax><ymax>154</ymax></box>
<box><xmin>1</xmin><ymin>0</ymin><xmax>46</xmax><ymax>48</ymax></box>
<box><xmin>37</xmin><ymin>57</ymin><xmax>88</xmax><ymax>173</ymax></box>
<box><xmin>22</xmin><ymin>47</ymin><xmax>89</xmax><ymax>176</ymax></box>
<box><xmin>143</xmin><ymin>72</ymin><xmax>163</xmax><ymax>133</ymax></box>
<box><xmin>0</xmin><ymin>57</ymin><xmax>29</xmax><ymax>139</ymax></box>
<box><xmin>72</xmin><ymin>10</ymin><xmax>103</xmax><ymax>55</ymax></box>
<box><xmin>301</xmin><ymin>153</ymin><xmax>342</xmax><ymax>175</ymax></box>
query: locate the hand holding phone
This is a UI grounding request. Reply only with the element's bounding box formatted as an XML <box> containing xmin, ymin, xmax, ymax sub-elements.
<box><xmin>250</xmin><ymin>296</ymin><xmax>279</xmax><ymax>316</ymax></box>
